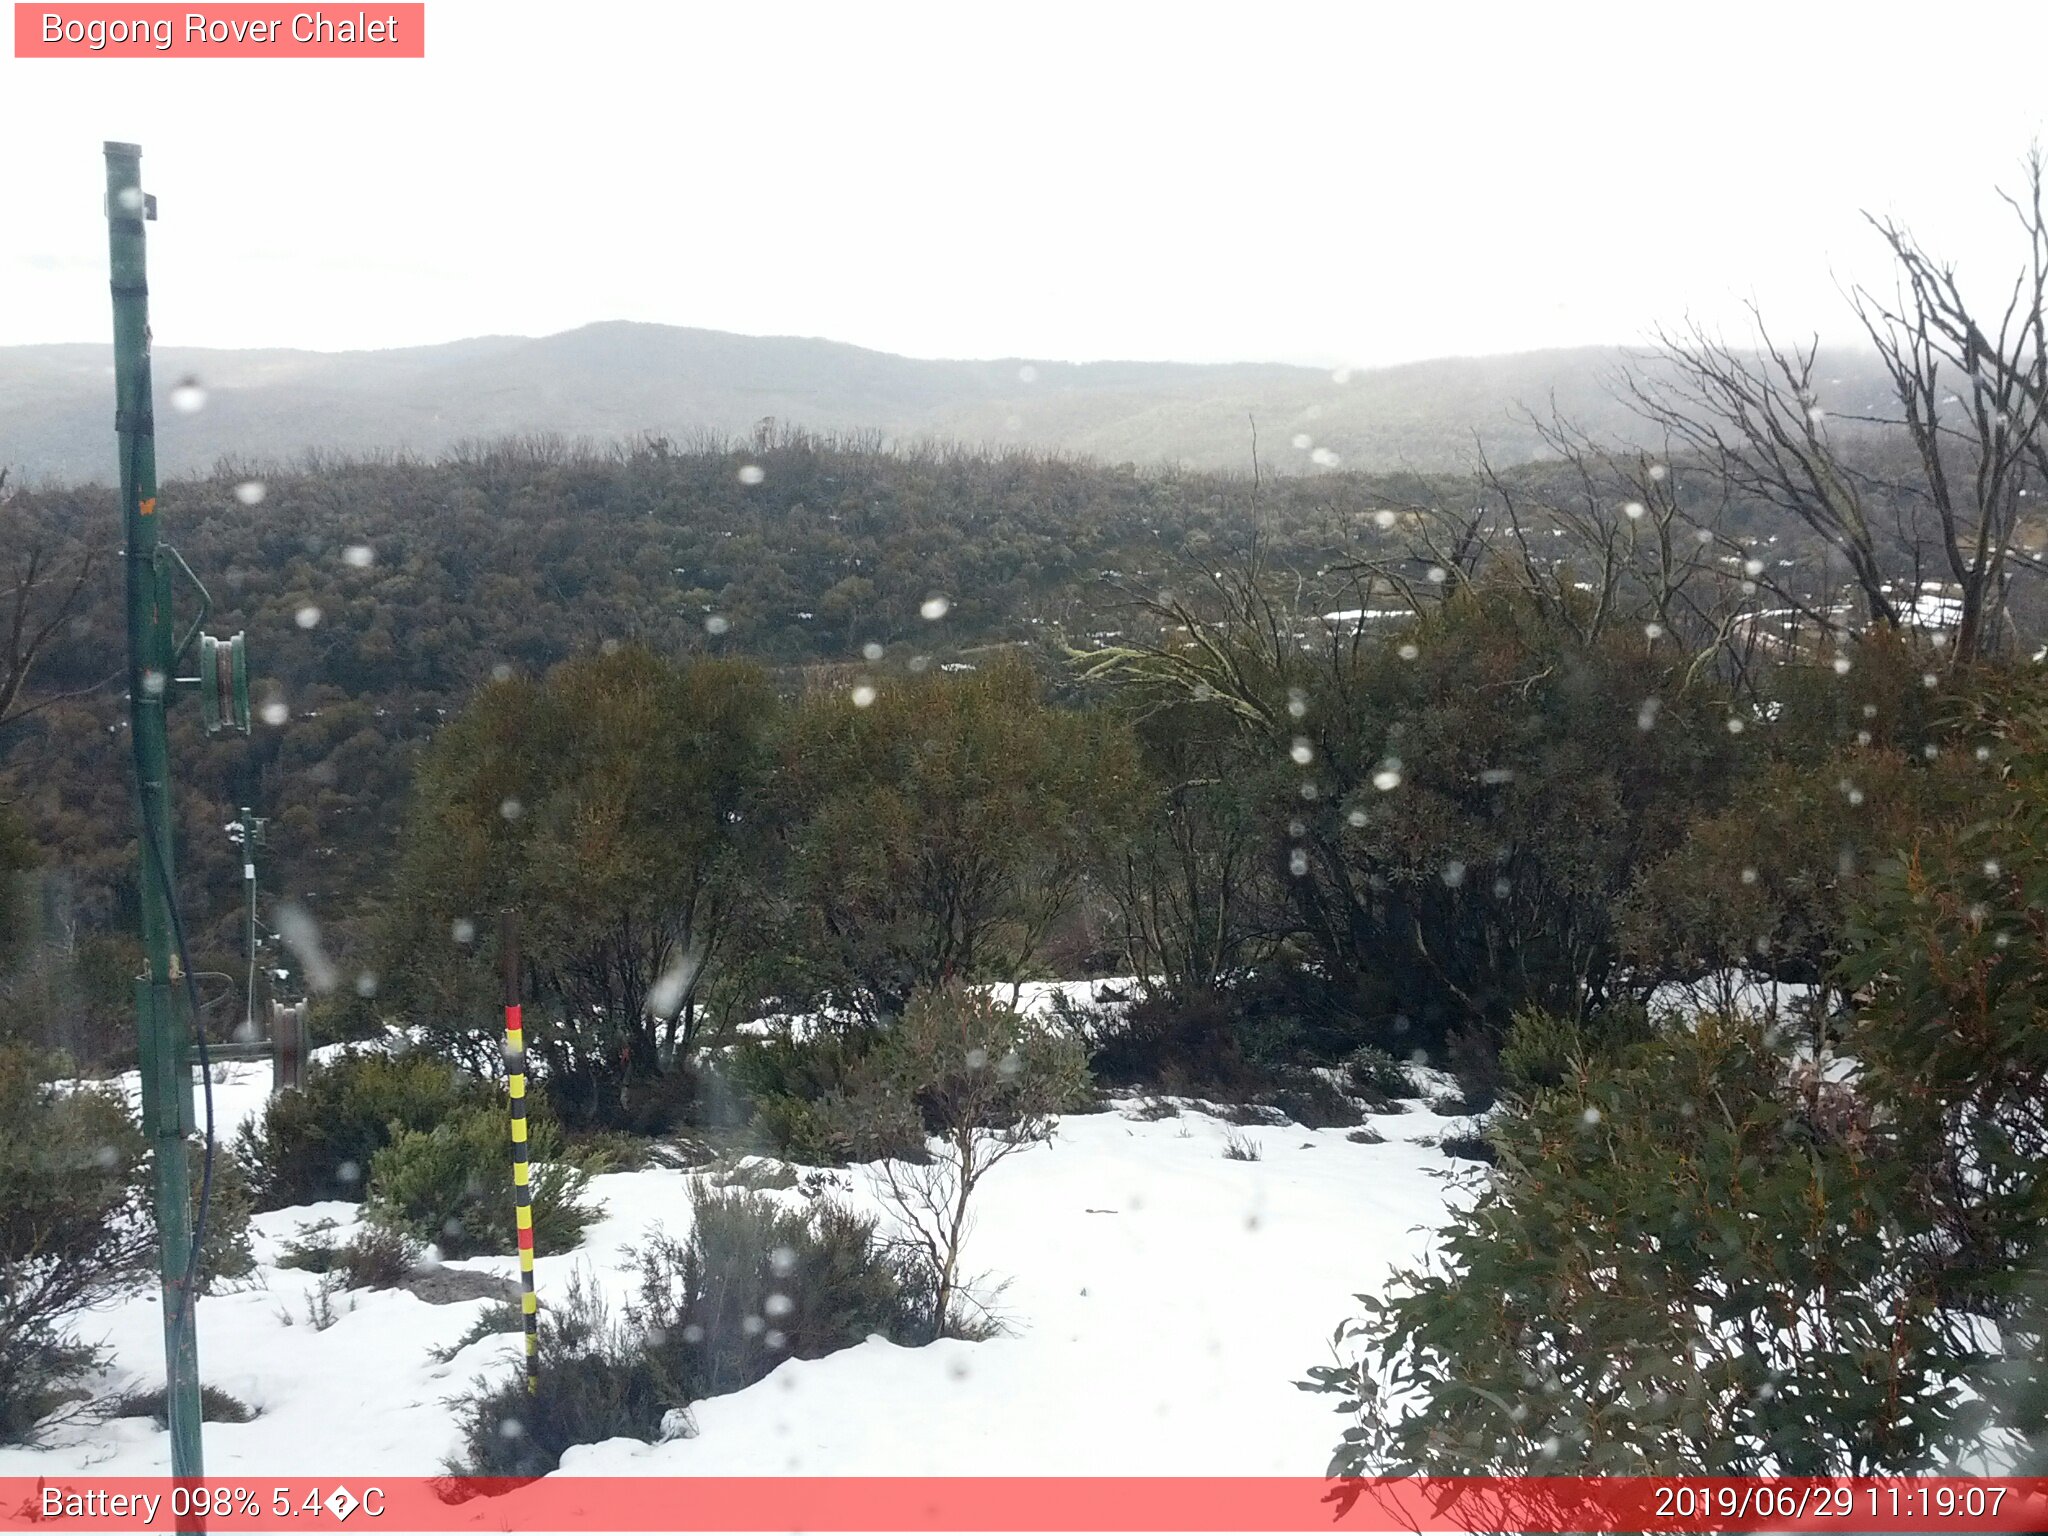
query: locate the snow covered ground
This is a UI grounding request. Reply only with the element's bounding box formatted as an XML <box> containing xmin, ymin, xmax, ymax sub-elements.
<box><xmin>6</xmin><ymin>1050</ymin><xmax>1469</xmax><ymax>1480</ymax></box>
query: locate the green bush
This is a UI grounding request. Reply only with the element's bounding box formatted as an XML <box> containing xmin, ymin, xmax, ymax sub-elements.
<box><xmin>1341</xmin><ymin>1046</ymin><xmax>1414</xmax><ymax>1100</ymax></box>
<box><xmin>1085</xmin><ymin>977</ymin><xmax>1364</xmax><ymax>1099</ymax></box>
<box><xmin>1305</xmin><ymin>1015</ymin><xmax>1968</xmax><ymax>1477</ymax></box>
<box><xmin>725</xmin><ymin>1029</ymin><xmax>867</xmax><ymax>1159</ymax></box>
<box><xmin>187</xmin><ymin>1138</ymin><xmax>256</xmax><ymax>1288</ymax></box>
<box><xmin>105</xmin><ymin>1385</ymin><xmax>256</xmax><ymax>1426</ymax></box>
<box><xmin>1266</xmin><ymin>1068</ymin><xmax>1364</xmax><ymax>1129</ymax></box>
<box><xmin>843</xmin><ymin>982</ymin><xmax>1090</xmax><ymax>1337</ymax></box>
<box><xmin>725</xmin><ymin>1025</ymin><xmax>939</xmax><ymax>1165</ymax></box>
<box><xmin>280</xmin><ymin>1221</ymin><xmax>422</xmax><ymax>1290</ymax></box>
<box><xmin>428</xmin><ymin>1299</ymin><xmax>524</xmax><ymax>1364</ymax></box>
<box><xmin>454</xmin><ymin>1186</ymin><xmax>926</xmax><ymax>1477</ymax></box>
<box><xmin>451</xmin><ymin>1272</ymin><xmax>669</xmax><ymax>1481</ymax></box>
<box><xmin>653</xmin><ymin>1183</ymin><xmax>928</xmax><ymax>1397</ymax></box>
<box><xmin>1498</xmin><ymin>1005</ymin><xmax>1656</xmax><ymax>1102</ymax></box>
<box><xmin>1496</xmin><ymin>1008</ymin><xmax>1582</xmax><ymax>1098</ymax></box>
<box><xmin>367</xmin><ymin>1105</ymin><xmax>603</xmax><ymax>1259</ymax></box>
<box><xmin>1087</xmin><ymin>991</ymin><xmax>1247</xmax><ymax>1092</ymax></box>
<box><xmin>1837</xmin><ymin>683</ymin><xmax>2048</xmax><ymax>1465</ymax></box>
<box><xmin>236</xmin><ymin>1050</ymin><xmax>496</xmax><ymax>1209</ymax></box>
<box><xmin>0</xmin><ymin>1045</ymin><xmax>151</xmax><ymax>1443</ymax></box>
<box><xmin>748</xmin><ymin>1091</ymin><xmax>855</xmax><ymax>1165</ymax></box>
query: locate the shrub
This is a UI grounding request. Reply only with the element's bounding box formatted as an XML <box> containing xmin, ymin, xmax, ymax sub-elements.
<box><xmin>647</xmin><ymin>1183</ymin><xmax>928</xmax><ymax>1397</ymax></box>
<box><xmin>385</xmin><ymin>651</ymin><xmax>777</xmax><ymax>1132</ymax></box>
<box><xmin>1498</xmin><ymin>1004</ymin><xmax>1655</xmax><ymax>1102</ymax></box>
<box><xmin>0</xmin><ymin>1045</ymin><xmax>150</xmax><ymax>1444</ymax></box>
<box><xmin>105</xmin><ymin>1385</ymin><xmax>256</xmax><ymax>1426</ymax></box>
<box><xmin>1040</xmin><ymin>991</ymin><xmax>1123</xmax><ymax>1049</ymax></box>
<box><xmin>1222</xmin><ymin>1131</ymin><xmax>1262</xmax><ymax>1162</ymax></box>
<box><xmin>1266</xmin><ymin>1067</ymin><xmax>1363</xmax><ymax>1128</ymax></box>
<box><xmin>1342</xmin><ymin>1046</ymin><xmax>1414</xmax><ymax>1101</ymax></box>
<box><xmin>1305</xmin><ymin>1015</ymin><xmax>1968</xmax><ymax>1477</ymax></box>
<box><xmin>284</xmin><ymin>1221</ymin><xmax>423</xmax><ymax>1290</ymax></box>
<box><xmin>187</xmin><ymin>1140</ymin><xmax>255</xmax><ymax>1288</ymax></box>
<box><xmin>367</xmin><ymin>1105</ymin><xmax>604</xmax><ymax>1259</ymax></box>
<box><xmin>1496</xmin><ymin>1008</ymin><xmax>1582</xmax><ymax>1098</ymax></box>
<box><xmin>1087</xmin><ymin>991</ymin><xmax>1245</xmax><ymax>1092</ymax></box>
<box><xmin>712</xmin><ymin>1157</ymin><xmax>799</xmax><ymax>1192</ymax></box>
<box><xmin>725</xmin><ymin>1027</ymin><xmax>901</xmax><ymax>1164</ymax></box>
<box><xmin>236</xmin><ymin>1050</ymin><xmax>495</xmax><ymax>1209</ymax></box>
<box><xmin>564</xmin><ymin>1128</ymin><xmax>656</xmax><ymax>1172</ymax></box>
<box><xmin>1837</xmin><ymin>686</ymin><xmax>2048</xmax><ymax>1465</ymax></box>
<box><xmin>771</xmin><ymin>656</ymin><xmax>1135</xmax><ymax>1023</ymax></box>
<box><xmin>342</xmin><ymin>1225</ymin><xmax>423</xmax><ymax>1290</ymax></box>
<box><xmin>1444</xmin><ymin>1026</ymin><xmax>1506</xmax><ymax>1113</ymax></box>
<box><xmin>428</xmin><ymin>1299</ymin><xmax>524</xmax><ymax>1364</ymax></box>
<box><xmin>847</xmin><ymin>983</ymin><xmax>1091</xmax><ymax>1337</ymax></box>
<box><xmin>748</xmin><ymin>1091</ymin><xmax>855</xmax><ymax>1165</ymax></box>
<box><xmin>1438</xmin><ymin>1130</ymin><xmax>1498</xmax><ymax>1164</ymax></box>
<box><xmin>1086</xmin><ymin>978</ymin><xmax>1368</xmax><ymax>1099</ymax></box>
<box><xmin>451</xmin><ymin>1272</ymin><xmax>665</xmax><ymax>1481</ymax></box>
<box><xmin>453</xmin><ymin>1187</ymin><xmax>925</xmax><ymax>1477</ymax></box>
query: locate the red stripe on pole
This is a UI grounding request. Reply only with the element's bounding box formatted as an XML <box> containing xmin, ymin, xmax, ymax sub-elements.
<box><xmin>515</xmin><ymin>1226</ymin><xmax>534</xmax><ymax>1252</ymax></box>
<box><xmin>4</xmin><ymin>1478</ymin><xmax>2047</xmax><ymax>1532</ymax></box>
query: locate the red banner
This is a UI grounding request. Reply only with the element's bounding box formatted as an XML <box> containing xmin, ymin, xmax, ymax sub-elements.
<box><xmin>12</xmin><ymin>4</ymin><xmax>424</xmax><ymax>57</ymax></box>
<box><xmin>4</xmin><ymin>1477</ymin><xmax>2048</xmax><ymax>1532</ymax></box>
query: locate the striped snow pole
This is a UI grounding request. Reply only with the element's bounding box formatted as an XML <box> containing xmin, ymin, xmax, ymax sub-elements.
<box><xmin>501</xmin><ymin>910</ymin><xmax>539</xmax><ymax>1395</ymax></box>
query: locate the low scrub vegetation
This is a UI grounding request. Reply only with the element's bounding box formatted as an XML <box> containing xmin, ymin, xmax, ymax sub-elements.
<box><xmin>0</xmin><ymin>1045</ymin><xmax>149</xmax><ymax>1444</ymax></box>
<box><xmin>235</xmin><ymin>1050</ymin><xmax>497</xmax><ymax>1209</ymax></box>
<box><xmin>453</xmin><ymin>1186</ymin><xmax>929</xmax><ymax>1477</ymax></box>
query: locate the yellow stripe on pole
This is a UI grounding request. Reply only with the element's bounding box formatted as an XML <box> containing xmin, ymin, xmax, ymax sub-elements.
<box><xmin>523</xmin><ymin>1291</ymin><xmax>539</xmax><ymax>1314</ymax></box>
<box><xmin>510</xmin><ymin>1117</ymin><xmax>527</xmax><ymax>1143</ymax></box>
<box><xmin>516</xmin><ymin>1206</ymin><xmax>533</xmax><ymax>1231</ymax></box>
<box><xmin>512</xmin><ymin>1160</ymin><xmax>530</xmax><ymax>1186</ymax></box>
<box><xmin>508</xmin><ymin>1073</ymin><xmax>526</xmax><ymax>1097</ymax></box>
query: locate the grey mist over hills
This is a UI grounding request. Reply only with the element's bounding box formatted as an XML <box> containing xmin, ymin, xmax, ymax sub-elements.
<box><xmin>0</xmin><ymin>321</ymin><xmax>1897</xmax><ymax>484</ymax></box>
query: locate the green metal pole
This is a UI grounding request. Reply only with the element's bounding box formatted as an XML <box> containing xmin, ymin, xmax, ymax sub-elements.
<box><xmin>106</xmin><ymin>140</ymin><xmax>206</xmax><ymax>1497</ymax></box>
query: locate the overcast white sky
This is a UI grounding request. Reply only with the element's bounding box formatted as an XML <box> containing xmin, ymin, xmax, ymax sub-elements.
<box><xmin>2</xmin><ymin>0</ymin><xmax>2045</xmax><ymax>368</ymax></box>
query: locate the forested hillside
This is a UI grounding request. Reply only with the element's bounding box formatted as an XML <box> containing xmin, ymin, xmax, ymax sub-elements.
<box><xmin>0</xmin><ymin>433</ymin><xmax>1444</xmax><ymax>1008</ymax></box>
<box><xmin>0</xmin><ymin>411</ymin><xmax>2019</xmax><ymax>1064</ymax></box>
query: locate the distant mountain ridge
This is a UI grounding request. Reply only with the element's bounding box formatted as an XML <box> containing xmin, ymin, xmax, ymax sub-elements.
<box><xmin>0</xmin><ymin>321</ymin><xmax>1897</xmax><ymax>483</ymax></box>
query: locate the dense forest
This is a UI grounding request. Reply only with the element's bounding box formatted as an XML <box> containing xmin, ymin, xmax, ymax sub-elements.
<box><xmin>0</xmin><ymin>432</ymin><xmax>1447</xmax><ymax>1006</ymax></box>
